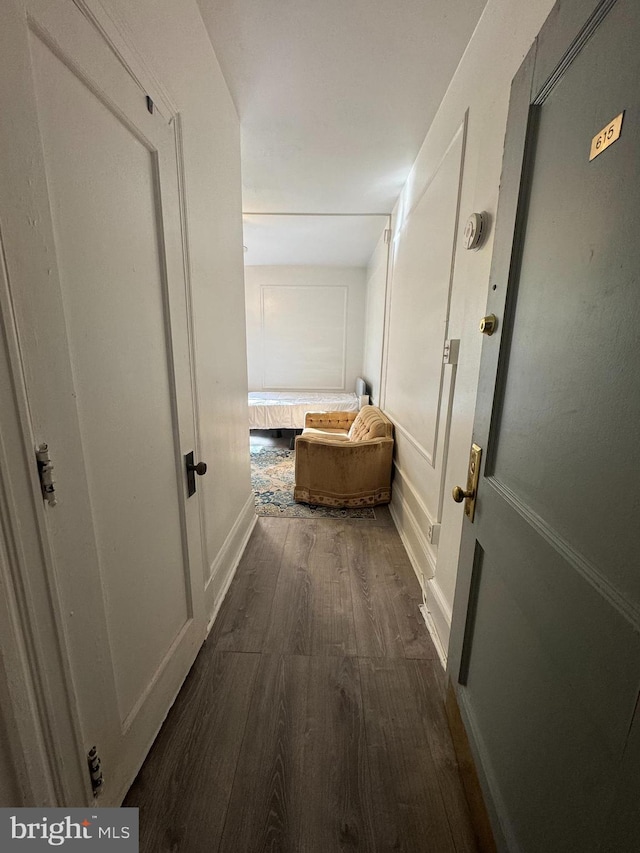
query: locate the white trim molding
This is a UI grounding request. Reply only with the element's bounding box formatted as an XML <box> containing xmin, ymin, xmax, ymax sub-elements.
<box><xmin>420</xmin><ymin>604</ymin><xmax>448</xmax><ymax>670</ymax></box>
<box><xmin>72</xmin><ymin>0</ymin><xmax>178</xmax><ymax>120</ymax></box>
<box><xmin>389</xmin><ymin>463</ymin><xmax>454</xmax><ymax>666</ymax></box>
<box><xmin>205</xmin><ymin>493</ymin><xmax>257</xmax><ymax>632</ymax></box>
<box><xmin>385</xmin><ymin>412</ymin><xmax>435</xmax><ymax>467</ymax></box>
<box><xmin>424</xmin><ymin>577</ymin><xmax>452</xmax><ymax>666</ymax></box>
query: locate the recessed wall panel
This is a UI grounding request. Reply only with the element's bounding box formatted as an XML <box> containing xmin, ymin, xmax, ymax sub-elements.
<box><xmin>384</xmin><ymin>130</ymin><xmax>463</xmax><ymax>462</ymax></box>
<box><xmin>31</xmin><ymin>34</ymin><xmax>189</xmax><ymax>724</ymax></box>
<box><xmin>261</xmin><ymin>284</ymin><xmax>347</xmax><ymax>389</ymax></box>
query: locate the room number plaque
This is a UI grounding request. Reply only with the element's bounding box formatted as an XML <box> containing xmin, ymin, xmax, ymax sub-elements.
<box><xmin>589</xmin><ymin>112</ymin><xmax>624</xmax><ymax>161</ymax></box>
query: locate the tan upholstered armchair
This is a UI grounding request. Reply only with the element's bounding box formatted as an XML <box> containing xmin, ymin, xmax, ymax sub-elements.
<box><xmin>293</xmin><ymin>405</ymin><xmax>394</xmax><ymax>508</ymax></box>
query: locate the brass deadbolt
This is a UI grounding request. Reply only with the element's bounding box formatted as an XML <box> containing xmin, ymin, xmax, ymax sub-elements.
<box><xmin>452</xmin><ymin>486</ymin><xmax>474</xmax><ymax>503</ymax></box>
<box><xmin>479</xmin><ymin>314</ymin><xmax>498</xmax><ymax>336</ymax></box>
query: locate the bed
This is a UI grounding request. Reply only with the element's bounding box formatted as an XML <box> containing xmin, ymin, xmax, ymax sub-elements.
<box><xmin>248</xmin><ymin>378</ymin><xmax>369</xmax><ymax>431</ymax></box>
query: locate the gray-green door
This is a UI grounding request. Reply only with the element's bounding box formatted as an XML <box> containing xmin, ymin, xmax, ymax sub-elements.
<box><xmin>448</xmin><ymin>1</ymin><xmax>640</xmax><ymax>850</ymax></box>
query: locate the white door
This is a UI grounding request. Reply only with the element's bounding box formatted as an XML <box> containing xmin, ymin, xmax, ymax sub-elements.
<box><xmin>0</xmin><ymin>0</ymin><xmax>207</xmax><ymax>804</ymax></box>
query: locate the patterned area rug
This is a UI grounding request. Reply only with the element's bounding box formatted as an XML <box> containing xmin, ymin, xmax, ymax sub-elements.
<box><xmin>251</xmin><ymin>448</ymin><xmax>376</xmax><ymax>519</ymax></box>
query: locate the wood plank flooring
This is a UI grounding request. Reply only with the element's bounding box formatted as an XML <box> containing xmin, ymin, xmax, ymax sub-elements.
<box><xmin>124</xmin><ymin>510</ymin><xmax>478</xmax><ymax>852</ymax></box>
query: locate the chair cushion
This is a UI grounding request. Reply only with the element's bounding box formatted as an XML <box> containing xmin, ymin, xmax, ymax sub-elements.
<box><xmin>302</xmin><ymin>427</ymin><xmax>350</xmax><ymax>441</ymax></box>
<box><xmin>347</xmin><ymin>405</ymin><xmax>393</xmax><ymax>441</ymax></box>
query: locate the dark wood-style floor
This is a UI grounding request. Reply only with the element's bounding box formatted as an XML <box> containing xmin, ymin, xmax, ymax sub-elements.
<box><xmin>124</xmin><ymin>510</ymin><xmax>478</xmax><ymax>852</ymax></box>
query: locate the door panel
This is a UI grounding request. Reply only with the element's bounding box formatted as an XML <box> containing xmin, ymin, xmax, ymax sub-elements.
<box><xmin>466</xmin><ymin>492</ymin><xmax>640</xmax><ymax>748</ymax></box>
<box><xmin>0</xmin><ymin>0</ymin><xmax>206</xmax><ymax>802</ymax></box>
<box><xmin>450</xmin><ymin>0</ymin><xmax>640</xmax><ymax>849</ymax></box>
<box><xmin>30</xmin><ymin>32</ymin><xmax>191</xmax><ymax>723</ymax></box>
<box><xmin>601</xmin><ymin>696</ymin><xmax>640</xmax><ymax>851</ymax></box>
<box><xmin>490</xmin><ymin>0</ymin><xmax>640</xmax><ymax>599</ymax></box>
<box><xmin>464</xmin><ymin>553</ymin><xmax>616</xmax><ymax>850</ymax></box>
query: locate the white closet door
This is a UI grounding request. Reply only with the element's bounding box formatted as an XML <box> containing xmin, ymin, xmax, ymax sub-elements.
<box><xmin>0</xmin><ymin>0</ymin><xmax>206</xmax><ymax>803</ymax></box>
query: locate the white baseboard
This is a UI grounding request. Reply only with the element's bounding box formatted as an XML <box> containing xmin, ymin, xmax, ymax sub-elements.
<box><xmin>205</xmin><ymin>492</ymin><xmax>257</xmax><ymax>632</ymax></box>
<box><xmin>419</xmin><ymin>604</ymin><xmax>447</xmax><ymax>670</ymax></box>
<box><xmin>389</xmin><ymin>465</ymin><xmax>453</xmax><ymax>667</ymax></box>
<box><xmin>389</xmin><ymin>464</ymin><xmax>436</xmax><ymax>587</ymax></box>
<box><xmin>424</xmin><ymin>577</ymin><xmax>452</xmax><ymax>663</ymax></box>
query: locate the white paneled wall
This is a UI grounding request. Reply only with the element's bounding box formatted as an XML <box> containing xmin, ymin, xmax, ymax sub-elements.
<box><xmin>365</xmin><ymin>0</ymin><xmax>557</xmax><ymax>661</ymax></box>
<box><xmin>245</xmin><ymin>266</ymin><xmax>366</xmax><ymax>392</ymax></box>
<box><xmin>379</xmin><ymin>123</ymin><xmax>466</xmax><ymax>662</ymax></box>
<box><xmin>384</xmin><ymin>126</ymin><xmax>464</xmax><ymax>468</ymax></box>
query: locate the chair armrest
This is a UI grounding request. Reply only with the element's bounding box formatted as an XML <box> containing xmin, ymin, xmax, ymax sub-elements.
<box><xmin>303</xmin><ymin>410</ymin><xmax>358</xmax><ymax>431</ymax></box>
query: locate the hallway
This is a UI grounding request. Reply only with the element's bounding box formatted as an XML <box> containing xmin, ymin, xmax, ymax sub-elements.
<box><xmin>125</xmin><ymin>512</ymin><xmax>478</xmax><ymax>852</ymax></box>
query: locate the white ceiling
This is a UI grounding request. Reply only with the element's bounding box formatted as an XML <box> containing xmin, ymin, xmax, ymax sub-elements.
<box><xmin>243</xmin><ymin>214</ymin><xmax>388</xmax><ymax>266</ymax></box>
<box><xmin>198</xmin><ymin>0</ymin><xmax>487</xmax><ymax>263</ymax></box>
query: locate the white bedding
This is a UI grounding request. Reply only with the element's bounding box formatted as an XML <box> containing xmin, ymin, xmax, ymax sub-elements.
<box><xmin>248</xmin><ymin>390</ymin><xmax>363</xmax><ymax>430</ymax></box>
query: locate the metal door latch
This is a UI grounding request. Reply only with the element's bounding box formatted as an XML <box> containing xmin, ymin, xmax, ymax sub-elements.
<box><xmin>35</xmin><ymin>444</ymin><xmax>57</xmax><ymax>507</ymax></box>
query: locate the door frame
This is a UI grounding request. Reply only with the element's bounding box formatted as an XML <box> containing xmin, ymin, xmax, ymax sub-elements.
<box><xmin>0</xmin><ymin>229</ymin><xmax>88</xmax><ymax>805</ymax></box>
<box><xmin>446</xmin><ymin>0</ymin><xmax>620</xmax><ymax>847</ymax></box>
<box><xmin>0</xmin><ymin>0</ymin><xmax>201</xmax><ymax>806</ymax></box>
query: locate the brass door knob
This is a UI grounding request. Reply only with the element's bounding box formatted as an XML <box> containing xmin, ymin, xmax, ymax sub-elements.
<box><xmin>452</xmin><ymin>485</ymin><xmax>475</xmax><ymax>503</ymax></box>
<box><xmin>479</xmin><ymin>314</ymin><xmax>497</xmax><ymax>335</ymax></box>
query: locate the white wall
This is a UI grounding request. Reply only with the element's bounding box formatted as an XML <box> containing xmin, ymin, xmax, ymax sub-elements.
<box><xmin>362</xmin><ymin>230</ymin><xmax>389</xmax><ymax>406</ymax></box>
<box><xmin>105</xmin><ymin>0</ymin><xmax>254</xmax><ymax>620</ymax></box>
<box><xmin>245</xmin><ymin>266</ymin><xmax>366</xmax><ymax>393</ymax></box>
<box><xmin>368</xmin><ymin>0</ymin><xmax>556</xmax><ymax>660</ymax></box>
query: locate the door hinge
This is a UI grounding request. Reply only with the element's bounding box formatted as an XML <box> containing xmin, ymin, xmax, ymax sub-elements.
<box><xmin>35</xmin><ymin>444</ymin><xmax>57</xmax><ymax>507</ymax></box>
<box><xmin>384</xmin><ymin>227</ymin><xmax>392</xmax><ymax>244</ymax></box>
<box><xmin>87</xmin><ymin>746</ymin><xmax>103</xmax><ymax>796</ymax></box>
